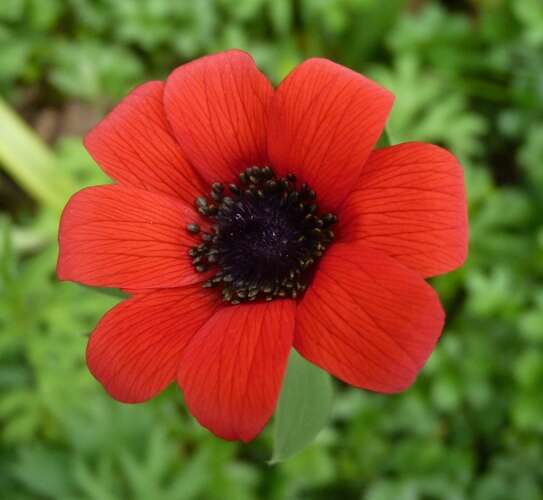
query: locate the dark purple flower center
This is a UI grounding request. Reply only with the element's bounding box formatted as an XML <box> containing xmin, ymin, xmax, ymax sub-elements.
<box><xmin>187</xmin><ymin>166</ymin><xmax>337</xmax><ymax>304</ymax></box>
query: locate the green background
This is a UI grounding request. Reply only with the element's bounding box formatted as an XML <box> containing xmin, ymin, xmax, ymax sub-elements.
<box><xmin>1</xmin><ymin>0</ymin><xmax>543</xmax><ymax>498</ymax></box>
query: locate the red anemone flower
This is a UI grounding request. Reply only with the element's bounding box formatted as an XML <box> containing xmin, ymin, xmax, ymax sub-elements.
<box><xmin>57</xmin><ymin>50</ymin><xmax>468</xmax><ymax>442</ymax></box>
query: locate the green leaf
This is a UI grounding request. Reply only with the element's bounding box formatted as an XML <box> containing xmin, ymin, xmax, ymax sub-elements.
<box><xmin>270</xmin><ymin>350</ymin><xmax>333</xmax><ymax>464</ymax></box>
<box><xmin>376</xmin><ymin>128</ymin><xmax>392</xmax><ymax>148</ymax></box>
<box><xmin>0</xmin><ymin>97</ymin><xmax>76</xmax><ymax>210</ymax></box>
<box><xmin>78</xmin><ymin>284</ymin><xmax>128</xmax><ymax>299</ymax></box>
<box><xmin>371</xmin><ymin>55</ymin><xmax>487</xmax><ymax>157</ymax></box>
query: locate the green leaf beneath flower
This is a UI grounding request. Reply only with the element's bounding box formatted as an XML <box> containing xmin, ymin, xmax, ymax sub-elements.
<box><xmin>77</xmin><ymin>284</ymin><xmax>128</xmax><ymax>299</ymax></box>
<box><xmin>270</xmin><ymin>350</ymin><xmax>333</xmax><ymax>464</ymax></box>
<box><xmin>376</xmin><ymin>127</ymin><xmax>392</xmax><ymax>148</ymax></box>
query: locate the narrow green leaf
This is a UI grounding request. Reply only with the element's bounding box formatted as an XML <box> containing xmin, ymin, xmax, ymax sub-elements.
<box><xmin>0</xmin><ymin>217</ymin><xmax>14</xmax><ymax>287</ymax></box>
<box><xmin>0</xmin><ymin>97</ymin><xmax>76</xmax><ymax>210</ymax></box>
<box><xmin>270</xmin><ymin>350</ymin><xmax>333</xmax><ymax>464</ymax></box>
<box><xmin>78</xmin><ymin>284</ymin><xmax>128</xmax><ymax>299</ymax></box>
<box><xmin>376</xmin><ymin>128</ymin><xmax>392</xmax><ymax>148</ymax></box>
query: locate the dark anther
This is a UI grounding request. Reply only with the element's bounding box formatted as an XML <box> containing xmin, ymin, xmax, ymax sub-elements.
<box><xmin>186</xmin><ymin>166</ymin><xmax>337</xmax><ymax>304</ymax></box>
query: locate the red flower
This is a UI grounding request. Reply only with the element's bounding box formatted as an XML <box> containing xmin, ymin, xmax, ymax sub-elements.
<box><xmin>57</xmin><ymin>50</ymin><xmax>468</xmax><ymax>442</ymax></box>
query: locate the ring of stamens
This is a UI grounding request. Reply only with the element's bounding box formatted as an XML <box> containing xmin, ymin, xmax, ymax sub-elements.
<box><xmin>187</xmin><ymin>166</ymin><xmax>337</xmax><ymax>304</ymax></box>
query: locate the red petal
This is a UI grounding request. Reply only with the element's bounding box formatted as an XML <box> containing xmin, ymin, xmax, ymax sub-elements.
<box><xmin>177</xmin><ymin>300</ymin><xmax>296</xmax><ymax>442</ymax></box>
<box><xmin>57</xmin><ymin>185</ymin><xmax>204</xmax><ymax>289</ymax></box>
<box><xmin>84</xmin><ymin>81</ymin><xmax>205</xmax><ymax>206</ymax></box>
<box><xmin>164</xmin><ymin>50</ymin><xmax>274</xmax><ymax>184</ymax></box>
<box><xmin>339</xmin><ymin>143</ymin><xmax>468</xmax><ymax>277</ymax></box>
<box><xmin>87</xmin><ymin>286</ymin><xmax>218</xmax><ymax>403</ymax></box>
<box><xmin>295</xmin><ymin>242</ymin><xmax>444</xmax><ymax>393</ymax></box>
<box><xmin>268</xmin><ymin>58</ymin><xmax>394</xmax><ymax>212</ymax></box>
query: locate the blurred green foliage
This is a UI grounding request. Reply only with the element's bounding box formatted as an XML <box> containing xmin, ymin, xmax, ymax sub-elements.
<box><xmin>1</xmin><ymin>0</ymin><xmax>543</xmax><ymax>498</ymax></box>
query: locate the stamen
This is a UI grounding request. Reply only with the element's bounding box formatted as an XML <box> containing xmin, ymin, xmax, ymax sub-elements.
<box><xmin>187</xmin><ymin>166</ymin><xmax>337</xmax><ymax>304</ymax></box>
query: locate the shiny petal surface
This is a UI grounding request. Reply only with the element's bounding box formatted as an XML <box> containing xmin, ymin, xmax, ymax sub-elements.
<box><xmin>87</xmin><ymin>286</ymin><xmax>219</xmax><ymax>403</ymax></box>
<box><xmin>178</xmin><ymin>300</ymin><xmax>296</xmax><ymax>442</ymax></box>
<box><xmin>57</xmin><ymin>185</ymin><xmax>203</xmax><ymax>289</ymax></box>
<box><xmin>295</xmin><ymin>242</ymin><xmax>444</xmax><ymax>393</ymax></box>
<box><xmin>268</xmin><ymin>58</ymin><xmax>394</xmax><ymax>211</ymax></box>
<box><xmin>164</xmin><ymin>50</ymin><xmax>274</xmax><ymax>184</ymax></box>
<box><xmin>339</xmin><ymin>143</ymin><xmax>468</xmax><ymax>277</ymax></box>
<box><xmin>85</xmin><ymin>81</ymin><xmax>205</xmax><ymax>206</ymax></box>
